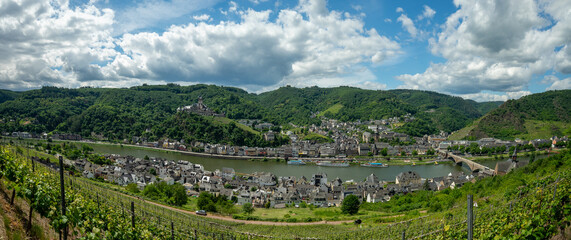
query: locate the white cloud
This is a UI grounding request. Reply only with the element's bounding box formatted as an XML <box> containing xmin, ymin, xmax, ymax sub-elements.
<box><xmin>351</xmin><ymin>4</ymin><xmax>362</xmax><ymax>11</ymax></box>
<box><xmin>545</xmin><ymin>76</ymin><xmax>571</xmax><ymax>90</ymax></box>
<box><xmin>105</xmin><ymin>0</ymin><xmax>401</xmax><ymax>92</ymax></box>
<box><xmin>397</xmin><ymin>14</ymin><xmax>417</xmax><ymax>37</ymax></box>
<box><xmin>396</xmin><ymin>7</ymin><xmax>403</xmax><ymax>13</ymax></box>
<box><xmin>264</xmin><ymin>67</ymin><xmax>386</xmax><ymax>93</ymax></box>
<box><xmin>249</xmin><ymin>0</ymin><xmax>268</xmax><ymax>5</ymax></box>
<box><xmin>114</xmin><ymin>0</ymin><xmax>220</xmax><ymax>34</ymax></box>
<box><xmin>398</xmin><ymin>0</ymin><xmax>571</xmax><ymax>96</ymax></box>
<box><xmin>0</xmin><ymin>0</ymin><xmax>400</xmax><ymax>92</ymax></box>
<box><xmin>418</xmin><ymin>5</ymin><xmax>435</xmax><ymax>20</ymax></box>
<box><xmin>113</xmin><ymin>0</ymin><xmax>400</xmax><ymax>91</ymax></box>
<box><xmin>457</xmin><ymin>91</ymin><xmax>531</xmax><ymax>102</ymax></box>
<box><xmin>229</xmin><ymin>1</ymin><xmax>238</xmax><ymax>13</ymax></box>
<box><xmin>0</xmin><ymin>0</ymin><xmax>116</xmax><ymax>90</ymax></box>
<box><xmin>384</xmin><ymin>18</ymin><xmax>392</xmax><ymax>23</ymax></box>
<box><xmin>193</xmin><ymin>14</ymin><xmax>210</xmax><ymax>21</ymax></box>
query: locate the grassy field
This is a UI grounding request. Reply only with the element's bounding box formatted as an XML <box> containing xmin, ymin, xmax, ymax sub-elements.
<box><xmin>515</xmin><ymin>120</ymin><xmax>571</xmax><ymax>140</ymax></box>
<box><xmin>317</xmin><ymin>103</ymin><xmax>343</xmax><ymax>117</ymax></box>
<box><xmin>449</xmin><ymin>119</ymin><xmax>570</xmax><ymax>141</ymax></box>
<box><xmin>212</xmin><ymin>116</ymin><xmax>260</xmax><ymax>134</ymax></box>
<box><xmin>448</xmin><ymin>119</ymin><xmax>480</xmax><ymax>140</ymax></box>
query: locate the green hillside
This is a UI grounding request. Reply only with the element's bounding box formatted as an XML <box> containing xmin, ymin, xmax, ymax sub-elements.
<box><xmin>0</xmin><ymin>84</ymin><xmax>502</xmax><ymax>144</ymax></box>
<box><xmin>0</xmin><ymin>89</ymin><xmax>19</xmax><ymax>104</ymax></box>
<box><xmin>457</xmin><ymin>90</ymin><xmax>571</xmax><ymax>140</ymax></box>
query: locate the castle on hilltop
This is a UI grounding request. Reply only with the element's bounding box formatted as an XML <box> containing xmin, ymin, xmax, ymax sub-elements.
<box><xmin>177</xmin><ymin>96</ymin><xmax>225</xmax><ymax>117</ymax></box>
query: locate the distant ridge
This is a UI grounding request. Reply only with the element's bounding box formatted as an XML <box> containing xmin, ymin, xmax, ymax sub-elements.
<box><xmin>450</xmin><ymin>90</ymin><xmax>571</xmax><ymax>140</ymax></box>
<box><xmin>0</xmin><ymin>84</ymin><xmax>501</xmax><ymax>142</ymax></box>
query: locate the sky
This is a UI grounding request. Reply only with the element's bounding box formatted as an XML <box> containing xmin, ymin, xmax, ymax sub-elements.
<box><xmin>0</xmin><ymin>0</ymin><xmax>570</xmax><ymax>102</ymax></box>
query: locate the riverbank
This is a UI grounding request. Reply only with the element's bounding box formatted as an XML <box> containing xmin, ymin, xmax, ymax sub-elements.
<box><xmin>5</xmin><ymin>137</ymin><xmax>480</xmax><ymax>181</ymax></box>
<box><xmin>7</xmin><ymin>137</ymin><xmax>446</xmax><ymax>166</ymax></box>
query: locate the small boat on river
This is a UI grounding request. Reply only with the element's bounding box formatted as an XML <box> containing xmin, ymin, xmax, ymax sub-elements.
<box><xmin>287</xmin><ymin>159</ymin><xmax>306</xmax><ymax>165</ymax></box>
<box><xmin>360</xmin><ymin>162</ymin><xmax>388</xmax><ymax>167</ymax></box>
<box><xmin>316</xmin><ymin>161</ymin><xmax>349</xmax><ymax>167</ymax></box>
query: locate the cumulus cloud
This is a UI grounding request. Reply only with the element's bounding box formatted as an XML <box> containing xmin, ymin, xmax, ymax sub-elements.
<box><xmin>398</xmin><ymin>0</ymin><xmax>571</xmax><ymax>98</ymax></box>
<box><xmin>0</xmin><ymin>0</ymin><xmax>400</xmax><ymax>92</ymax></box>
<box><xmin>192</xmin><ymin>14</ymin><xmax>210</xmax><ymax>21</ymax></box>
<box><xmin>114</xmin><ymin>0</ymin><xmax>220</xmax><ymax>34</ymax></box>
<box><xmin>397</xmin><ymin>14</ymin><xmax>417</xmax><ymax>37</ymax></box>
<box><xmin>457</xmin><ymin>91</ymin><xmax>532</xmax><ymax>102</ymax></box>
<box><xmin>544</xmin><ymin>76</ymin><xmax>571</xmax><ymax>90</ymax></box>
<box><xmin>249</xmin><ymin>0</ymin><xmax>268</xmax><ymax>5</ymax></box>
<box><xmin>418</xmin><ymin>5</ymin><xmax>435</xmax><ymax>20</ymax></box>
<box><xmin>0</xmin><ymin>0</ymin><xmax>116</xmax><ymax>90</ymax></box>
<box><xmin>109</xmin><ymin>1</ymin><xmax>400</xmax><ymax>91</ymax></box>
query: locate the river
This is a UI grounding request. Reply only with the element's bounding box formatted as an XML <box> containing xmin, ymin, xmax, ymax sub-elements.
<box><xmin>87</xmin><ymin>143</ymin><xmax>541</xmax><ymax>182</ymax></box>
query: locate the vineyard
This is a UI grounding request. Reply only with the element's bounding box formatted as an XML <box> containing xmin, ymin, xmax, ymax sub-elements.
<box><xmin>1</xmin><ymin>144</ymin><xmax>570</xmax><ymax>239</ymax></box>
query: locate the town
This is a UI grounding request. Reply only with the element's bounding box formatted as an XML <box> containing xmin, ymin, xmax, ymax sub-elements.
<box><xmin>5</xmin><ymin>98</ymin><xmax>569</xmax><ymax>209</ymax></box>
<box><xmin>66</xmin><ymin>153</ymin><xmax>477</xmax><ymax>208</ymax></box>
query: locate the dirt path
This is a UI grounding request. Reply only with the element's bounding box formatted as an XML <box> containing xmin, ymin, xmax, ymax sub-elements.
<box><xmin>116</xmin><ymin>191</ymin><xmax>352</xmax><ymax>226</ymax></box>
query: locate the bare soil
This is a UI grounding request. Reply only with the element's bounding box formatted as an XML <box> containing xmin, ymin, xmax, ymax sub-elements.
<box><xmin>0</xmin><ymin>184</ymin><xmax>58</xmax><ymax>240</ymax></box>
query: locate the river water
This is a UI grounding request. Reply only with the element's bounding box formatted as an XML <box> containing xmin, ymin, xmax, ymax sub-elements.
<box><xmin>88</xmin><ymin>144</ymin><xmax>543</xmax><ymax>182</ymax></box>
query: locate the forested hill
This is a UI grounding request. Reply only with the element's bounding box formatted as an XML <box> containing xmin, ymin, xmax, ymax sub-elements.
<box><xmin>0</xmin><ymin>89</ymin><xmax>19</xmax><ymax>104</ymax></box>
<box><xmin>257</xmin><ymin>86</ymin><xmax>501</xmax><ymax>134</ymax></box>
<box><xmin>0</xmin><ymin>85</ymin><xmax>500</xmax><ymax>143</ymax></box>
<box><xmin>454</xmin><ymin>90</ymin><xmax>571</xmax><ymax>140</ymax></box>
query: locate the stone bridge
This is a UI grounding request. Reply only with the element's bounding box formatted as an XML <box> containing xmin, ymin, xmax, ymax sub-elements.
<box><xmin>438</xmin><ymin>151</ymin><xmax>495</xmax><ymax>175</ymax></box>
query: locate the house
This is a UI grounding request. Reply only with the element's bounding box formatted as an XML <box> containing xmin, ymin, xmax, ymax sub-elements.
<box><xmin>221</xmin><ymin>167</ymin><xmax>235</xmax><ymax>181</ymax></box>
<box><xmin>395</xmin><ymin>171</ymin><xmax>421</xmax><ymax>185</ymax></box>
<box><xmin>311</xmin><ymin>173</ymin><xmax>328</xmax><ymax>187</ymax></box>
<box><xmin>263</xmin><ymin>131</ymin><xmax>276</xmax><ymax>141</ymax></box>
<box><xmin>255</xmin><ymin>172</ymin><xmax>277</xmax><ymax>186</ymax></box>
<box><xmin>310</xmin><ymin>192</ymin><xmax>328</xmax><ymax>206</ymax></box>
<box><xmin>363</xmin><ymin>132</ymin><xmax>372</xmax><ymax>143</ymax></box>
<box><xmin>358</xmin><ymin>144</ymin><xmax>371</xmax><ymax>156</ymax></box>
<box><xmin>365</xmin><ymin>173</ymin><xmax>380</xmax><ymax>186</ymax></box>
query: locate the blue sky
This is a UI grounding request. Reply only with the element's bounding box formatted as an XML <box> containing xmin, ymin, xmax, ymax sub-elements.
<box><xmin>0</xmin><ymin>0</ymin><xmax>570</xmax><ymax>102</ymax></box>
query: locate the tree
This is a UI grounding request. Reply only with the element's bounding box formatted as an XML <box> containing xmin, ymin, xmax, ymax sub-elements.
<box><xmin>412</xmin><ymin>150</ymin><xmax>418</xmax><ymax>156</ymax></box>
<box><xmin>341</xmin><ymin>194</ymin><xmax>360</xmax><ymax>215</ymax></box>
<box><xmin>380</xmin><ymin>148</ymin><xmax>388</xmax><ymax>156</ymax></box>
<box><xmin>169</xmin><ymin>183</ymin><xmax>188</xmax><ymax>206</ymax></box>
<box><xmin>197</xmin><ymin>192</ymin><xmax>216</xmax><ymax>212</ymax></box>
<box><xmin>423</xmin><ymin>180</ymin><xmax>431</xmax><ymax>191</ymax></box>
<box><xmin>126</xmin><ymin>183</ymin><xmax>140</xmax><ymax>193</ymax></box>
<box><xmin>426</xmin><ymin>148</ymin><xmax>435</xmax><ymax>155</ymax></box>
<box><xmin>242</xmin><ymin>203</ymin><xmax>254</xmax><ymax>214</ymax></box>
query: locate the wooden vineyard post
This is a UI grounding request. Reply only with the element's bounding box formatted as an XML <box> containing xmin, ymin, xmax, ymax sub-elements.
<box><xmin>171</xmin><ymin>221</ymin><xmax>174</xmax><ymax>240</ymax></box>
<box><xmin>131</xmin><ymin>201</ymin><xmax>135</xmax><ymax>228</ymax></box>
<box><xmin>28</xmin><ymin>156</ymin><xmax>36</xmax><ymax>232</ymax></box>
<box><xmin>467</xmin><ymin>194</ymin><xmax>473</xmax><ymax>240</ymax></box>
<box><xmin>59</xmin><ymin>156</ymin><xmax>68</xmax><ymax>240</ymax></box>
<box><xmin>402</xmin><ymin>230</ymin><xmax>406</xmax><ymax>240</ymax></box>
<box><xmin>10</xmin><ymin>188</ymin><xmax>16</xmax><ymax>205</ymax></box>
<box><xmin>553</xmin><ymin>183</ymin><xmax>557</xmax><ymax>201</ymax></box>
